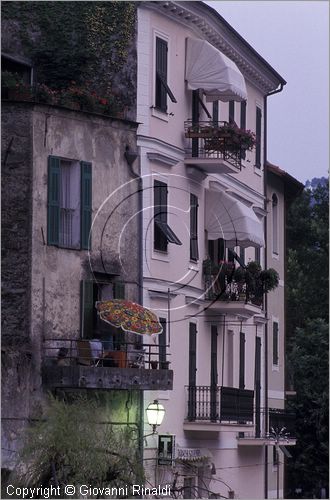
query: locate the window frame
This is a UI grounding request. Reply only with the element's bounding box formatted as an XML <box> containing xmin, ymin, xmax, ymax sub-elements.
<box><xmin>255</xmin><ymin>106</ymin><xmax>262</xmax><ymax>168</ymax></box>
<box><xmin>47</xmin><ymin>156</ymin><xmax>92</xmax><ymax>250</ymax></box>
<box><xmin>272</xmin><ymin>320</ymin><xmax>279</xmax><ymax>368</ymax></box>
<box><xmin>153</xmin><ymin>179</ymin><xmax>181</xmax><ymax>252</ymax></box>
<box><xmin>272</xmin><ymin>193</ymin><xmax>279</xmax><ymax>256</ymax></box>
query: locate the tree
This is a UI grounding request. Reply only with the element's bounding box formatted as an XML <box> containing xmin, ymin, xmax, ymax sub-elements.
<box><xmin>7</xmin><ymin>394</ymin><xmax>144</xmax><ymax>497</ymax></box>
<box><xmin>286</xmin><ymin>179</ymin><xmax>329</xmax><ymax>498</ymax></box>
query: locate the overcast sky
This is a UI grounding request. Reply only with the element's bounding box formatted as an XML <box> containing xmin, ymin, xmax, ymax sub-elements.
<box><xmin>204</xmin><ymin>0</ymin><xmax>329</xmax><ymax>184</ymax></box>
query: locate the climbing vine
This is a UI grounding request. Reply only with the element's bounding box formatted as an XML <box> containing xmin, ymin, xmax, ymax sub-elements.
<box><xmin>2</xmin><ymin>2</ymin><xmax>136</xmax><ymax>105</ymax></box>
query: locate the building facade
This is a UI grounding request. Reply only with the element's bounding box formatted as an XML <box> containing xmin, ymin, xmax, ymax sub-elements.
<box><xmin>136</xmin><ymin>2</ymin><xmax>298</xmax><ymax>498</ymax></box>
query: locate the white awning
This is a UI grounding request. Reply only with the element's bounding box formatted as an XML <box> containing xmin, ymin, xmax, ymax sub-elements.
<box><xmin>205</xmin><ymin>190</ymin><xmax>264</xmax><ymax>247</ymax></box>
<box><xmin>185</xmin><ymin>37</ymin><xmax>247</xmax><ymax>102</ymax></box>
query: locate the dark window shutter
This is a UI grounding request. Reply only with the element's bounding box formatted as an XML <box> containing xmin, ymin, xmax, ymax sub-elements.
<box><xmin>256</xmin><ymin>107</ymin><xmax>262</xmax><ymax>168</ymax></box>
<box><xmin>159</xmin><ymin>317</ymin><xmax>167</xmax><ymax>364</ymax></box>
<box><xmin>80</xmin><ymin>280</ymin><xmax>94</xmax><ymax>339</ymax></box>
<box><xmin>255</xmin><ymin>247</ymin><xmax>261</xmax><ymax>264</ymax></box>
<box><xmin>240</xmin><ymin>101</ymin><xmax>247</xmax><ymax>159</ymax></box>
<box><xmin>113</xmin><ymin>282</ymin><xmax>125</xmax><ymax>299</ymax></box>
<box><xmin>47</xmin><ymin>156</ymin><xmax>60</xmax><ymax>245</ymax></box>
<box><xmin>255</xmin><ymin>336</ymin><xmax>261</xmax><ymax>437</ymax></box>
<box><xmin>210</xmin><ymin>325</ymin><xmax>218</xmax><ymax>386</ymax></box>
<box><xmin>239</xmin><ymin>332</ymin><xmax>245</xmax><ymax>389</ymax></box>
<box><xmin>273</xmin><ymin>322</ymin><xmax>279</xmax><ymax>365</ymax></box>
<box><xmin>229</xmin><ymin>101</ymin><xmax>235</xmax><ymax>123</ymax></box>
<box><xmin>240</xmin><ymin>101</ymin><xmax>247</xmax><ymax>129</ymax></box>
<box><xmin>156</xmin><ymin>37</ymin><xmax>168</xmax><ymax>112</ymax></box>
<box><xmin>154</xmin><ymin>180</ymin><xmax>168</xmax><ymax>251</ymax></box>
<box><xmin>239</xmin><ymin>246</ymin><xmax>245</xmax><ymax>265</ymax></box>
<box><xmin>188</xmin><ymin>323</ymin><xmax>197</xmax><ymax>386</ymax></box>
<box><xmin>190</xmin><ymin>193</ymin><xmax>199</xmax><ymax>261</ymax></box>
<box><xmin>212</xmin><ymin>101</ymin><xmax>219</xmax><ymax>125</ymax></box>
<box><xmin>81</xmin><ymin>162</ymin><xmax>92</xmax><ymax>250</ymax></box>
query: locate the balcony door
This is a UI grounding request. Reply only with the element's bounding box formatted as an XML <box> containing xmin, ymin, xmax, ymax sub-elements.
<box><xmin>188</xmin><ymin>322</ymin><xmax>197</xmax><ymax>420</ymax></box>
<box><xmin>210</xmin><ymin>325</ymin><xmax>218</xmax><ymax>421</ymax></box>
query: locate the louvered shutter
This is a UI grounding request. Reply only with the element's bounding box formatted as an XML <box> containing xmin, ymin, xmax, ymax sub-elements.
<box><xmin>256</xmin><ymin>107</ymin><xmax>262</xmax><ymax>168</ymax></box>
<box><xmin>240</xmin><ymin>101</ymin><xmax>247</xmax><ymax>159</ymax></box>
<box><xmin>154</xmin><ymin>180</ymin><xmax>168</xmax><ymax>251</ymax></box>
<box><xmin>47</xmin><ymin>156</ymin><xmax>60</xmax><ymax>245</ymax></box>
<box><xmin>156</xmin><ymin>37</ymin><xmax>168</xmax><ymax>112</ymax></box>
<box><xmin>229</xmin><ymin>100</ymin><xmax>235</xmax><ymax>123</ymax></box>
<box><xmin>273</xmin><ymin>322</ymin><xmax>279</xmax><ymax>365</ymax></box>
<box><xmin>190</xmin><ymin>194</ymin><xmax>199</xmax><ymax>261</ymax></box>
<box><xmin>80</xmin><ymin>162</ymin><xmax>92</xmax><ymax>250</ymax></box>
<box><xmin>159</xmin><ymin>317</ymin><xmax>167</xmax><ymax>364</ymax></box>
<box><xmin>113</xmin><ymin>282</ymin><xmax>125</xmax><ymax>299</ymax></box>
<box><xmin>239</xmin><ymin>332</ymin><xmax>245</xmax><ymax>389</ymax></box>
<box><xmin>80</xmin><ymin>280</ymin><xmax>94</xmax><ymax>339</ymax></box>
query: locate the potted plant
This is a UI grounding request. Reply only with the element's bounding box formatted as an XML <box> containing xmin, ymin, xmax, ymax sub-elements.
<box><xmin>150</xmin><ymin>360</ymin><xmax>158</xmax><ymax>369</ymax></box>
<box><xmin>260</xmin><ymin>268</ymin><xmax>279</xmax><ymax>293</ymax></box>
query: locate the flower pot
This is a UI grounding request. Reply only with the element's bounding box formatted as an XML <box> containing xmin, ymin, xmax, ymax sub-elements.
<box><xmin>160</xmin><ymin>361</ymin><xmax>170</xmax><ymax>370</ymax></box>
<box><xmin>150</xmin><ymin>360</ymin><xmax>158</xmax><ymax>370</ymax></box>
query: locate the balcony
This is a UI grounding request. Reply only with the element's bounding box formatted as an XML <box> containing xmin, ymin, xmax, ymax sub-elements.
<box><xmin>203</xmin><ymin>263</ymin><xmax>263</xmax><ymax>317</ymax></box>
<box><xmin>184</xmin><ymin>120</ymin><xmax>253</xmax><ymax>174</ymax></box>
<box><xmin>42</xmin><ymin>338</ymin><xmax>173</xmax><ymax>391</ymax></box>
<box><xmin>183</xmin><ymin>385</ymin><xmax>254</xmax><ymax>432</ymax></box>
<box><xmin>237</xmin><ymin>408</ymin><xmax>296</xmax><ymax>446</ymax></box>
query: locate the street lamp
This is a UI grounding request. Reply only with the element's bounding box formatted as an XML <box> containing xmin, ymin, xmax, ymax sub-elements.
<box><xmin>146</xmin><ymin>400</ymin><xmax>165</xmax><ymax>434</ymax></box>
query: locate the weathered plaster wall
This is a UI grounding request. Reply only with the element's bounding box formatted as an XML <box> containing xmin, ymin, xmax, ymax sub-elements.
<box><xmin>1</xmin><ymin>102</ymin><xmax>140</xmax><ymax>467</ymax></box>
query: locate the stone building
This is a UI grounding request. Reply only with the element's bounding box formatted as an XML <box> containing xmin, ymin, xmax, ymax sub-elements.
<box><xmin>1</xmin><ymin>1</ymin><xmax>173</xmax><ymax>477</ymax></box>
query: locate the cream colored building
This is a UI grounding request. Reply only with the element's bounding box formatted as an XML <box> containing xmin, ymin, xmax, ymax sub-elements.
<box><xmin>136</xmin><ymin>2</ymin><xmax>300</xmax><ymax>498</ymax></box>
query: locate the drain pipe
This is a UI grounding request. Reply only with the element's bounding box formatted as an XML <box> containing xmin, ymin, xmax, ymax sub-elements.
<box><xmin>263</xmin><ymin>81</ymin><xmax>285</xmax><ymax>500</ymax></box>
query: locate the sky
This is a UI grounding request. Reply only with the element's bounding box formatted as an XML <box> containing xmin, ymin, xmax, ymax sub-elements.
<box><xmin>204</xmin><ymin>0</ymin><xmax>329</xmax><ymax>184</ymax></box>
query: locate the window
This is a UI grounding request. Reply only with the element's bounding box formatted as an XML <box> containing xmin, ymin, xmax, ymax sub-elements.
<box><xmin>47</xmin><ymin>156</ymin><xmax>92</xmax><ymax>250</ymax></box>
<box><xmin>273</xmin><ymin>321</ymin><xmax>279</xmax><ymax>366</ymax></box>
<box><xmin>240</xmin><ymin>100</ymin><xmax>247</xmax><ymax>159</ymax></box>
<box><xmin>255</xmin><ymin>106</ymin><xmax>262</xmax><ymax>168</ymax></box>
<box><xmin>208</xmin><ymin>238</ymin><xmax>225</xmax><ymax>266</ymax></box>
<box><xmin>154</xmin><ymin>180</ymin><xmax>181</xmax><ymax>252</ymax></box>
<box><xmin>190</xmin><ymin>194</ymin><xmax>199</xmax><ymax>261</ymax></box>
<box><xmin>155</xmin><ymin>37</ymin><xmax>177</xmax><ymax>112</ymax></box>
<box><xmin>80</xmin><ymin>279</ymin><xmax>125</xmax><ymax>340</ymax></box>
<box><xmin>229</xmin><ymin>100</ymin><xmax>235</xmax><ymax>123</ymax></box>
<box><xmin>272</xmin><ymin>193</ymin><xmax>279</xmax><ymax>254</ymax></box>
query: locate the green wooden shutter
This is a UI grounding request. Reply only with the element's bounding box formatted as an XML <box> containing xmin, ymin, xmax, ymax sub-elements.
<box><xmin>229</xmin><ymin>100</ymin><xmax>235</xmax><ymax>123</ymax></box>
<box><xmin>80</xmin><ymin>161</ymin><xmax>92</xmax><ymax>250</ymax></box>
<box><xmin>239</xmin><ymin>332</ymin><xmax>245</xmax><ymax>389</ymax></box>
<box><xmin>188</xmin><ymin>323</ymin><xmax>197</xmax><ymax>387</ymax></box>
<box><xmin>212</xmin><ymin>101</ymin><xmax>219</xmax><ymax>125</ymax></box>
<box><xmin>273</xmin><ymin>322</ymin><xmax>279</xmax><ymax>365</ymax></box>
<box><xmin>190</xmin><ymin>194</ymin><xmax>199</xmax><ymax>261</ymax></box>
<box><xmin>240</xmin><ymin>101</ymin><xmax>247</xmax><ymax>160</ymax></box>
<box><xmin>159</xmin><ymin>317</ymin><xmax>167</xmax><ymax>364</ymax></box>
<box><xmin>255</xmin><ymin>336</ymin><xmax>261</xmax><ymax>437</ymax></box>
<box><xmin>156</xmin><ymin>37</ymin><xmax>168</xmax><ymax>111</ymax></box>
<box><xmin>255</xmin><ymin>107</ymin><xmax>262</xmax><ymax>168</ymax></box>
<box><xmin>80</xmin><ymin>280</ymin><xmax>94</xmax><ymax>339</ymax></box>
<box><xmin>154</xmin><ymin>180</ymin><xmax>168</xmax><ymax>251</ymax></box>
<box><xmin>47</xmin><ymin>156</ymin><xmax>60</xmax><ymax>245</ymax></box>
<box><xmin>113</xmin><ymin>282</ymin><xmax>125</xmax><ymax>299</ymax></box>
<box><xmin>210</xmin><ymin>325</ymin><xmax>218</xmax><ymax>387</ymax></box>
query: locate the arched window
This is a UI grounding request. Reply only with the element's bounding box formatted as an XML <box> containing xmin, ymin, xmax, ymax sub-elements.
<box><xmin>272</xmin><ymin>193</ymin><xmax>278</xmax><ymax>254</ymax></box>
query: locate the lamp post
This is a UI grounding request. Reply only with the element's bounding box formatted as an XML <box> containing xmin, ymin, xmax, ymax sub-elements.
<box><xmin>146</xmin><ymin>400</ymin><xmax>165</xmax><ymax>434</ymax></box>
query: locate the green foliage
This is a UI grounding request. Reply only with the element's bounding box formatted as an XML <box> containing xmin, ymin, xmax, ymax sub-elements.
<box><xmin>2</xmin><ymin>2</ymin><xmax>136</xmax><ymax>100</ymax></box>
<box><xmin>1</xmin><ymin>70</ymin><xmax>23</xmax><ymax>88</ymax></box>
<box><xmin>10</xmin><ymin>394</ymin><xmax>144</xmax><ymax>496</ymax></box>
<box><xmin>287</xmin><ymin>319</ymin><xmax>329</xmax><ymax>497</ymax></box>
<box><xmin>286</xmin><ymin>179</ymin><xmax>329</xmax><ymax>498</ymax></box>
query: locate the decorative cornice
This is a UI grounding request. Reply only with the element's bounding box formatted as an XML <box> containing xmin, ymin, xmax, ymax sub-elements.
<box><xmin>142</xmin><ymin>1</ymin><xmax>284</xmax><ymax>94</ymax></box>
<box><xmin>147</xmin><ymin>152</ymin><xmax>179</xmax><ymax>167</ymax></box>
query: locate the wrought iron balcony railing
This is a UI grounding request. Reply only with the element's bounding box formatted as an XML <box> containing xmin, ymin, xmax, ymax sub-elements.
<box><xmin>43</xmin><ymin>338</ymin><xmax>170</xmax><ymax>370</ymax></box>
<box><xmin>185</xmin><ymin>385</ymin><xmax>254</xmax><ymax>424</ymax></box>
<box><xmin>184</xmin><ymin>120</ymin><xmax>249</xmax><ymax>170</ymax></box>
<box><xmin>204</xmin><ymin>271</ymin><xmax>263</xmax><ymax>307</ymax></box>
